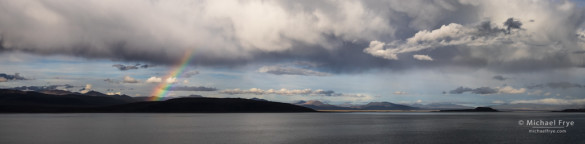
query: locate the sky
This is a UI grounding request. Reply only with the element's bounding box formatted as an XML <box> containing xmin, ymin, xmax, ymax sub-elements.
<box><xmin>1</xmin><ymin>0</ymin><xmax>585</xmax><ymax>107</ymax></box>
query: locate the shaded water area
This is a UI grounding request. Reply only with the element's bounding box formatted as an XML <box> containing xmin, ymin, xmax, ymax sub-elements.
<box><xmin>1</xmin><ymin>112</ymin><xmax>584</xmax><ymax>144</ymax></box>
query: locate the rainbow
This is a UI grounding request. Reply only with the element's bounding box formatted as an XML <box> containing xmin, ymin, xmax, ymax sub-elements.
<box><xmin>149</xmin><ymin>50</ymin><xmax>193</xmax><ymax>101</ymax></box>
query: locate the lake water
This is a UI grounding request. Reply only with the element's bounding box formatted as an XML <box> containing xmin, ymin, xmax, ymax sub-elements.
<box><xmin>1</xmin><ymin>112</ymin><xmax>584</xmax><ymax>144</ymax></box>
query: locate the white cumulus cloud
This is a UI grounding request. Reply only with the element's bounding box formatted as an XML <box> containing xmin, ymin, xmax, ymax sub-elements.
<box><xmin>413</xmin><ymin>55</ymin><xmax>433</xmax><ymax>61</ymax></box>
<box><xmin>123</xmin><ymin>76</ymin><xmax>138</xmax><ymax>83</ymax></box>
<box><xmin>146</xmin><ymin>76</ymin><xmax>177</xmax><ymax>84</ymax></box>
<box><xmin>80</xmin><ymin>84</ymin><xmax>92</xmax><ymax>94</ymax></box>
<box><xmin>146</xmin><ymin>77</ymin><xmax>162</xmax><ymax>83</ymax></box>
<box><xmin>497</xmin><ymin>86</ymin><xmax>526</xmax><ymax>94</ymax></box>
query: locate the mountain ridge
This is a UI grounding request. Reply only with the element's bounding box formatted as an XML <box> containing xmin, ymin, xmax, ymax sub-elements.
<box><xmin>0</xmin><ymin>89</ymin><xmax>315</xmax><ymax>113</ymax></box>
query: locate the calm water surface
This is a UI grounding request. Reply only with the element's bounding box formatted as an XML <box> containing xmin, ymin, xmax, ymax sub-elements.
<box><xmin>1</xmin><ymin>112</ymin><xmax>584</xmax><ymax>144</ymax></box>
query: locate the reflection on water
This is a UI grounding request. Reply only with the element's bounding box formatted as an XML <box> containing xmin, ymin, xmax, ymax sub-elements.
<box><xmin>0</xmin><ymin>112</ymin><xmax>584</xmax><ymax>144</ymax></box>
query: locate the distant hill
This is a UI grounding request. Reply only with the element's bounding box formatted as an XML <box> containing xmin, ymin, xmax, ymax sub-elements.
<box><xmin>0</xmin><ymin>89</ymin><xmax>131</xmax><ymax>107</ymax></box>
<box><xmin>296</xmin><ymin>100</ymin><xmax>355</xmax><ymax>110</ymax></box>
<box><xmin>356</xmin><ymin>102</ymin><xmax>418</xmax><ymax>110</ymax></box>
<box><xmin>489</xmin><ymin>103</ymin><xmax>578</xmax><ymax>111</ymax></box>
<box><xmin>0</xmin><ymin>89</ymin><xmax>315</xmax><ymax>113</ymax></box>
<box><xmin>407</xmin><ymin>103</ymin><xmax>473</xmax><ymax>110</ymax></box>
<box><xmin>0</xmin><ymin>89</ymin><xmax>134</xmax><ymax>113</ymax></box>
<box><xmin>439</xmin><ymin>107</ymin><xmax>499</xmax><ymax>112</ymax></box>
<box><xmin>295</xmin><ymin>100</ymin><xmax>417</xmax><ymax>110</ymax></box>
<box><xmin>102</xmin><ymin>98</ymin><xmax>315</xmax><ymax>113</ymax></box>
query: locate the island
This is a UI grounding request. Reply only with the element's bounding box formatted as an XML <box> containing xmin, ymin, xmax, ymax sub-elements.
<box><xmin>555</xmin><ymin>108</ymin><xmax>585</xmax><ymax>112</ymax></box>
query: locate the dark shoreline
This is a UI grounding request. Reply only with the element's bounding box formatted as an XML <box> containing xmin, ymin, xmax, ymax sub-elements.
<box><xmin>0</xmin><ymin>98</ymin><xmax>317</xmax><ymax>113</ymax></box>
<box><xmin>437</xmin><ymin>107</ymin><xmax>499</xmax><ymax>112</ymax></box>
<box><xmin>553</xmin><ymin>109</ymin><xmax>585</xmax><ymax>112</ymax></box>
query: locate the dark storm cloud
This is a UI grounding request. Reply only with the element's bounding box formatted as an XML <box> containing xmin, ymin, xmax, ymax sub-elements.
<box><xmin>112</xmin><ymin>64</ymin><xmax>152</xmax><ymax>71</ymax></box>
<box><xmin>527</xmin><ymin>82</ymin><xmax>583</xmax><ymax>89</ymax></box>
<box><xmin>476</xmin><ymin>21</ymin><xmax>506</xmax><ymax>36</ymax></box>
<box><xmin>79</xmin><ymin>86</ymin><xmax>90</xmax><ymax>91</ymax></box>
<box><xmin>313</xmin><ymin>90</ymin><xmax>339</xmax><ymax>96</ymax></box>
<box><xmin>503</xmin><ymin>18</ymin><xmax>522</xmax><ymax>34</ymax></box>
<box><xmin>10</xmin><ymin>84</ymin><xmax>74</xmax><ymax>91</ymax></box>
<box><xmin>112</xmin><ymin>64</ymin><xmax>138</xmax><ymax>71</ymax></box>
<box><xmin>0</xmin><ymin>73</ymin><xmax>27</xmax><ymax>81</ymax></box>
<box><xmin>103</xmin><ymin>78</ymin><xmax>118</xmax><ymax>84</ymax></box>
<box><xmin>258</xmin><ymin>65</ymin><xmax>330</xmax><ymax>76</ymax></box>
<box><xmin>449</xmin><ymin>86</ymin><xmax>497</xmax><ymax>94</ymax></box>
<box><xmin>449</xmin><ymin>86</ymin><xmax>527</xmax><ymax>94</ymax></box>
<box><xmin>168</xmin><ymin>86</ymin><xmax>217</xmax><ymax>91</ymax></box>
<box><xmin>493</xmin><ymin>75</ymin><xmax>507</xmax><ymax>81</ymax></box>
<box><xmin>449</xmin><ymin>87</ymin><xmax>473</xmax><ymax>94</ymax></box>
<box><xmin>140</xmin><ymin>64</ymin><xmax>152</xmax><ymax>69</ymax></box>
<box><xmin>220</xmin><ymin>88</ymin><xmax>344</xmax><ymax>96</ymax></box>
<box><xmin>0</xmin><ymin>0</ymin><xmax>394</xmax><ymax>69</ymax></box>
<box><xmin>362</xmin><ymin>0</ymin><xmax>585</xmax><ymax>73</ymax></box>
<box><xmin>0</xmin><ymin>0</ymin><xmax>584</xmax><ymax>73</ymax></box>
<box><xmin>473</xmin><ymin>87</ymin><xmax>498</xmax><ymax>94</ymax></box>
